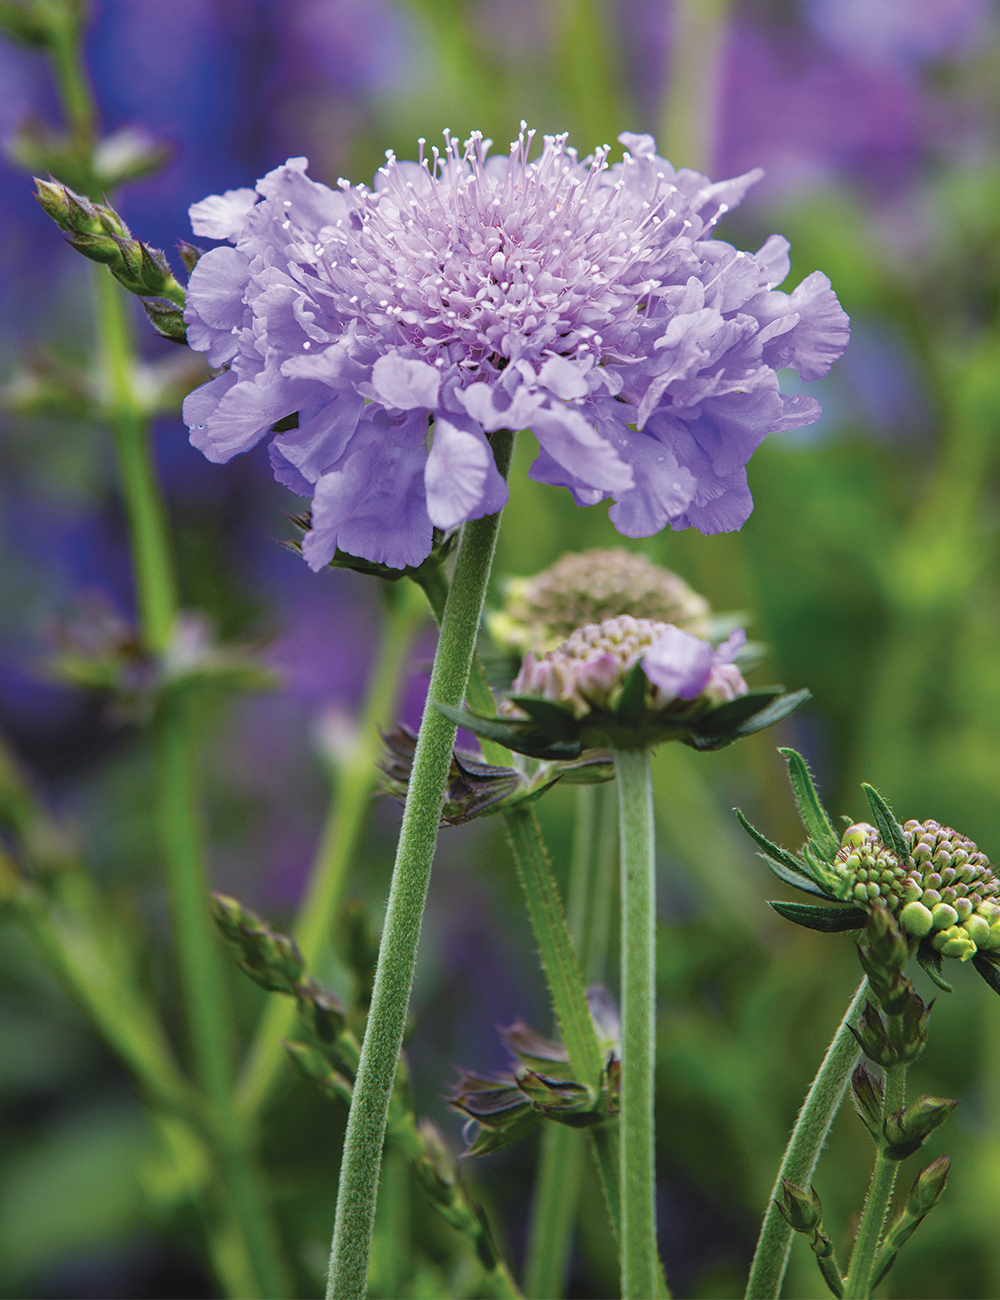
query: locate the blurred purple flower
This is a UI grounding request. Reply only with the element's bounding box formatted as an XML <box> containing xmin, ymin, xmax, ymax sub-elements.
<box><xmin>806</xmin><ymin>0</ymin><xmax>990</xmax><ymax>67</ymax></box>
<box><xmin>717</xmin><ymin>27</ymin><xmax>923</xmax><ymax>191</ymax></box>
<box><xmin>182</xmin><ymin>127</ymin><xmax>848</xmax><ymax>569</ymax></box>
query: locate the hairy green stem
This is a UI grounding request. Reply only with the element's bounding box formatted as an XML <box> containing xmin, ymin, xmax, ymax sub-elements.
<box><xmin>504</xmin><ymin>804</ymin><xmax>604</xmax><ymax>1095</ymax></box>
<box><xmin>843</xmin><ymin>1064</ymin><xmax>907</xmax><ymax>1299</ymax></box>
<box><xmin>745</xmin><ymin>977</ymin><xmax>869</xmax><ymax>1300</ymax></box>
<box><xmin>239</xmin><ymin>581</ymin><xmax>427</xmax><ymax>1117</ymax></box>
<box><xmin>327</xmin><ymin>430</ymin><xmax>515</xmax><ymax>1300</ymax></box>
<box><xmin>615</xmin><ymin>747</ymin><xmax>663</xmax><ymax>1300</ymax></box>
<box><xmin>524</xmin><ymin>782</ymin><xmax>617</xmax><ymax>1298</ymax></box>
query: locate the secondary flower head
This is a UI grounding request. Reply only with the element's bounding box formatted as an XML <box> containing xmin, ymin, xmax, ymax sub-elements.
<box><xmin>504</xmin><ymin>614</ymin><xmax>747</xmax><ymax>720</ymax></box>
<box><xmin>742</xmin><ymin>752</ymin><xmax>1000</xmax><ymax>990</ymax></box>
<box><xmin>182</xmin><ymin>127</ymin><xmax>849</xmax><ymax>570</ymax></box>
<box><xmin>443</xmin><ymin>613</ymin><xmax>807</xmax><ymax>757</ymax></box>
<box><xmin>488</xmin><ymin>547</ymin><xmax>711</xmax><ymax>655</ymax></box>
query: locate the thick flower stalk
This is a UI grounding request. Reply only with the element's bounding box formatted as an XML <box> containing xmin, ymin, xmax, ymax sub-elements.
<box><xmin>182</xmin><ymin>127</ymin><xmax>848</xmax><ymax>569</ymax></box>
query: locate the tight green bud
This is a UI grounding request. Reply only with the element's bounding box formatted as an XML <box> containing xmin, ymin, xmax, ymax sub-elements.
<box><xmin>884</xmin><ymin>1096</ymin><xmax>957</xmax><ymax>1160</ymax></box>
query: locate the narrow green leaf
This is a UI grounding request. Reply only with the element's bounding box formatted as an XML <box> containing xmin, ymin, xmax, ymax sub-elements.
<box><xmin>769</xmin><ymin>900</ymin><xmax>868</xmax><ymax>933</ymax></box>
<box><xmin>615</xmin><ymin>660</ymin><xmax>647</xmax><ymax>728</ymax></box>
<box><xmin>779</xmin><ymin>747</ymin><xmax>839</xmax><ymax>858</ymax></box>
<box><xmin>732</xmin><ymin>689</ymin><xmax>811</xmax><ymax>738</ymax></box>
<box><xmin>433</xmin><ymin>702</ymin><xmax>581</xmax><ymax>761</ymax></box>
<box><xmin>760</xmin><ymin>855</ymin><xmax>833</xmax><ymax>899</ymax></box>
<box><xmin>973</xmin><ymin>954</ymin><xmax>1000</xmax><ymax>997</ymax></box>
<box><xmin>917</xmin><ymin>940</ymin><xmax>953</xmax><ymax>993</ymax></box>
<box><xmin>861</xmin><ymin>784</ymin><xmax>909</xmax><ymax>861</ymax></box>
<box><xmin>695</xmin><ymin>686</ymin><xmax>784</xmax><ymax>733</ymax></box>
<box><xmin>734</xmin><ymin>808</ymin><xmax>827</xmax><ymax>887</ymax></box>
<box><xmin>506</xmin><ymin>695</ymin><xmax>579</xmax><ymax>741</ymax></box>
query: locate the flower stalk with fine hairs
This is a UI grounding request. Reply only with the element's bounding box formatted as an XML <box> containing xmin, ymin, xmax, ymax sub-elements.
<box><xmin>449</xmin><ymin>614</ymin><xmax>806</xmax><ymax>1298</ymax></box>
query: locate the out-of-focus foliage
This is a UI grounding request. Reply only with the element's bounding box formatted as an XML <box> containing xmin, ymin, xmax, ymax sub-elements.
<box><xmin>1</xmin><ymin>0</ymin><xmax>999</xmax><ymax>1296</ymax></box>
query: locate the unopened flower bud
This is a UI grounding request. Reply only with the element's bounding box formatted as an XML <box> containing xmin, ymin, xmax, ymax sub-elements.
<box><xmin>776</xmin><ymin>1180</ymin><xmax>821</xmax><ymax>1232</ymax></box>
<box><xmin>884</xmin><ymin>1096</ymin><xmax>957</xmax><ymax>1159</ymax></box>
<box><xmin>900</xmin><ymin>901</ymin><xmax>934</xmax><ymax>938</ymax></box>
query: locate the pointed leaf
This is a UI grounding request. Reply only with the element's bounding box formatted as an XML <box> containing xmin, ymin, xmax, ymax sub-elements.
<box><xmin>917</xmin><ymin>940</ymin><xmax>953</xmax><ymax>993</ymax></box>
<box><xmin>695</xmin><ymin>686</ymin><xmax>784</xmax><ymax>734</ymax></box>
<box><xmin>973</xmin><ymin>954</ymin><xmax>1000</xmax><ymax>997</ymax></box>
<box><xmin>779</xmin><ymin>747</ymin><xmax>839</xmax><ymax>859</ymax></box>
<box><xmin>731</xmin><ymin>688</ymin><xmax>810</xmax><ymax>738</ymax></box>
<box><xmin>615</xmin><ymin>660</ymin><xmax>647</xmax><ymax>728</ymax></box>
<box><xmin>505</xmin><ymin>695</ymin><xmax>580</xmax><ymax>741</ymax></box>
<box><xmin>433</xmin><ymin>702</ymin><xmax>581</xmax><ymax>761</ymax></box>
<box><xmin>861</xmin><ymin>783</ymin><xmax>909</xmax><ymax>861</ymax></box>
<box><xmin>760</xmin><ymin>854</ymin><xmax>833</xmax><ymax>899</ymax></box>
<box><xmin>728</xmin><ymin>800</ymin><xmax>832</xmax><ymax>894</ymax></box>
<box><xmin>769</xmin><ymin>900</ymin><xmax>868</xmax><ymax>933</ymax></box>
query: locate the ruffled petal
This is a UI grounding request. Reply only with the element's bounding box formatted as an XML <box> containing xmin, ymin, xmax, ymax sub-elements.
<box><xmin>424</xmin><ymin>416</ymin><xmax>509</xmax><ymax>531</ymax></box>
<box><xmin>371</xmin><ymin>354</ymin><xmax>441</xmax><ymax>410</ymax></box>
<box><xmin>642</xmin><ymin>625</ymin><xmax>716</xmax><ymax>700</ymax></box>
<box><xmin>530</xmin><ymin>405</ymin><xmax>634</xmax><ymax>494</ymax></box>
<box><xmin>189</xmin><ymin>188</ymin><xmax>258</xmax><ymax>242</ymax></box>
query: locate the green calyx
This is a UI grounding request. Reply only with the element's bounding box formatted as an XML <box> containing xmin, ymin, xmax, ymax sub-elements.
<box><xmin>449</xmin><ymin>1011</ymin><xmax>619</xmax><ymax>1156</ymax></box>
<box><xmin>740</xmin><ymin>749</ymin><xmax>1000</xmax><ymax>993</ymax></box>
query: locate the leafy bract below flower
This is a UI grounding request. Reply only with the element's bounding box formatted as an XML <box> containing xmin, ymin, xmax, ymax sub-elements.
<box><xmin>488</xmin><ymin>546</ymin><xmax>712</xmax><ymax>655</ymax></box>
<box><xmin>440</xmin><ymin>613</ymin><xmax>808</xmax><ymax>756</ymax></box>
<box><xmin>740</xmin><ymin>749</ymin><xmax>1000</xmax><ymax>995</ymax></box>
<box><xmin>182</xmin><ymin>127</ymin><xmax>850</xmax><ymax>571</ymax></box>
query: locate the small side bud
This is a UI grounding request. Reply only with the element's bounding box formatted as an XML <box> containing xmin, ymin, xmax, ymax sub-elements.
<box><xmin>177</xmin><ymin>239</ymin><xmax>204</xmax><ymax>275</ymax></box>
<box><xmin>884</xmin><ymin>1096</ymin><xmax>958</xmax><ymax>1160</ymax></box>
<box><xmin>908</xmin><ymin>1155</ymin><xmax>950</xmax><ymax>1214</ymax></box>
<box><xmin>776</xmin><ymin>1179</ymin><xmax>821</xmax><ymax>1232</ymax></box>
<box><xmin>282</xmin><ymin>1039</ymin><xmax>353</xmax><ymax>1106</ymax></box>
<box><xmin>851</xmin><ymin>1061</ymin><xmax>885</xmax><ymax>1139</ymax></box>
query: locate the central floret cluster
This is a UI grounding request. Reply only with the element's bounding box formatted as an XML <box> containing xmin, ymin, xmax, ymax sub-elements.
<box><xmin>182</xmin><ymin>127</ymin><xmax>849</xmax><ymax>570</ymax></box>
<box><xmin>504</xmin><ymin>614</ymin><xmax>747</xmax><ymax>720</ymax></box>
<box><xmin>830</xmin><ymin>820</ymin><xmax>1000</xmax><ymax>962</ymax></box>
<box><xmin>489</xmin><ymin>547</ymin><xmax>710</xmax><ymax>654</ymax></box>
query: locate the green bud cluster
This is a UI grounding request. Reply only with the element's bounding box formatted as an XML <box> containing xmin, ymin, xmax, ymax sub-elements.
<box><xmin>489</xmin><ymin>548</ymin><xmax>710</xmax><ymax>655</ymax></box>
<box><xmin>827</xmin><ymin>820</ymin><xmax>1000</xmax><ymax>963</ymax></box>
<box><xmin>33</xmin><ymin>178</ymin><xmax>190</xmax><ymax>340</ymax></box>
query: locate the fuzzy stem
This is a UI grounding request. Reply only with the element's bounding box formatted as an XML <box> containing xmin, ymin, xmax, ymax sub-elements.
<box><xmin>745</xmin><ymin>976</ymin><xmax>870</xmax><ymax>1300</ymax></box>
<box><xmin>238</xmin><ymin>581</ymin><xmax>427</xmax><ymax>1117</ymax></box>
<box><xmin>524</xmin><ymin>782</ymin><xmax>617</xmax><ymax>1298</ymax></box>
<box><xmin>843</xmin><ymin>1064</ymin><xmax>907</xmax><ymax>1299</ymax></box>
<box><xmin>326</xmin><ymin>430</ymin><xmax>515</xmax><ymax>1300</ymax></box>
<box><xmin>504</xmin><ymin>805</ymin><xmax>604</xmax><ymax>1095</ymax></box>
<box><xmin>615</xmin><ymin>747</ymin><xmax>663</xmax><ymax>1300</ymax></box>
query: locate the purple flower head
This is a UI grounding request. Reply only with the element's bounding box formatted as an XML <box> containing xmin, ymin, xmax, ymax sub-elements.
<box><xmin>503</xmin><ymin>615</ymin><xmax>748</xmax><ymax>720</ymax></box>
<box><xmin>182</xmin><ymin>127</ymin><xmax>850</xmax><ymax>570</ymax></box>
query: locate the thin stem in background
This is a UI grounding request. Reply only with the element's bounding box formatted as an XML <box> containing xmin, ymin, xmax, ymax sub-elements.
<box><xmin>93</xmin><ymin>219</ymin><xmax>288</xmax><ymax>1298</ymax></box>
<box><xmin>239</xmin><ymin>580</ymin><xmax>428</xmax><ymax>1118</ymax></box>
<box><xmin>524</xmin><ymin>781</ymin><xmax>617</xmax><ymax>1298</ymax></box>
<box><xmin>327</xmin><ymin>430</ymin><xmax>515</xmax><ymax>1300</ymax></box>
<box><xmin>843</xmin><ymin>1062</ymin><xmax>907</xmax><ymax>1299</ymax></box>
<box><xmin>615</xmin><ymin>746</ymin><xmax>663</xmax><ymax>1300</ymax></box>
<box><xmin>745</xmin><ymin>976</ymin><xmax>869</xmax><ymax>1300</ymax></box>
<box><xmin>658</xmin><ymin>0</ymin><xmax>732</xmax><ymax>174</ymax></box>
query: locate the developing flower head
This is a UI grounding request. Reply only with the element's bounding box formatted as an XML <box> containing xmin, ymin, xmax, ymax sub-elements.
<box><xmin>488</xmin><ymin>547</ymin><xmax>710</xmax><ymax>655</ymax></box>
<box><xmin>182</xmin><ymin>128</ymin><xmax>849</xmax><ymax>570</ymax></box>
<box><xmin>740</xmin><ymin>751</ymin><xmax>1000</xmax><ymax>990</ymax></box>
<box><xmin>504</xmin><ymin>614</ymin><xmax>747</xmax><ymax>720</ymax></box>
<box><xmin>442</xmin><ymin>614</ymin><xmax>807</xmax><ymax>756</ymax></box>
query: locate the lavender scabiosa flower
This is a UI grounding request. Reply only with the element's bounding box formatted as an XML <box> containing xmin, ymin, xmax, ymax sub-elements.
<box><xmin>182</xmin><ymin>127</ymin><xmax>849</xmax><ymax>570</ymax></box>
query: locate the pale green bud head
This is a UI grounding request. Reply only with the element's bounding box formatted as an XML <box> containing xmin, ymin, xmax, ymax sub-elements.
<box><xmin>489</xmin><ymin>548</ymin><xmax>711</xmax><ymax>656</ymax></box>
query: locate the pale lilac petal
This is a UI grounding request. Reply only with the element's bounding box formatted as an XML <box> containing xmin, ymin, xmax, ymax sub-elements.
<box><xmin>303</xmin><ymin>429</ymin><xmax>432</xmax><ymax>571</ymax></box>
<box><xmin>424</xmin><ymin>416</ymin><xmax>508</xmax><ymax>530</ymax></box>
<box><xmin>271</xmin><ymin>392</ymin><xmax>364</xmax><ymax>483</ymax></box>
<box><xmin>531</xmin><ymin>407</ymin><xmax>634</xmax><ymax>494</ymax></box>
<box><xmin>538</xmin><ymin>355</ymin><xmax>590</xmax><ymax>400</ymax></box>
<box><xmin>371</xmin><ymin>355</ymin><xmax>441</xmax><ymax>410</ymax></box>
<box><xmin>642</xmin><ymin>626</ymin><xmax>717</xmax><ymax>699</ymax></box>
<box><xmin>755</xmin><ymin>235</ymin><xmax>791</xmax><ymax>289</ymax></box>
<box><xmin>716</xmin><ymin>628</ymin><xmax>746</xmax><ymax>662</ymax></box>
<box><xmin>189</xmin><ymin>188</ymin><xmax>258</xmax><ymax>241</ymax></box>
